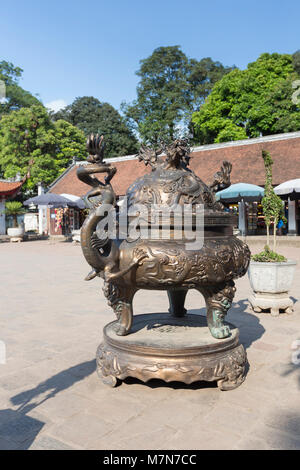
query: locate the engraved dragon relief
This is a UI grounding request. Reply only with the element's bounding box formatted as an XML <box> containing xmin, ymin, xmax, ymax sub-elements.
<box><xmin>131</xmin><ymin>238</ymin><xmax>250</xmax><ymax>288</ymax></box>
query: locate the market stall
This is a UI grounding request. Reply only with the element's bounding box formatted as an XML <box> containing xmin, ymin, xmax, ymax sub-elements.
<box><xmin>274</xmin><ymin>179</ymin><xmax>300</xmax><ymax>235</ymax></box>
<box><xmin>216</xmin><ymin>183</ymin><xmax>264</xmax><ymax>236</ymax></box>
<box><xmin>24</xmin><ymin>193</ymin><xmax>85</xmax><ymax>236</ymax></box>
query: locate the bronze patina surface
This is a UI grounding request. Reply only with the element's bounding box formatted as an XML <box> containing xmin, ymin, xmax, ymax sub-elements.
<box><xmin>77</xmin><ymin>136</ymin><xmax>250</xmax><ymax>389</ymax></box>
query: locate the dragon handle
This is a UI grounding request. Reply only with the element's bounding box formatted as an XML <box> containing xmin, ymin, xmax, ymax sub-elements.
<box><xmin>77</xmin><ymin>135</ymin><xmax>118</xmax><ymax>279</ymax></box>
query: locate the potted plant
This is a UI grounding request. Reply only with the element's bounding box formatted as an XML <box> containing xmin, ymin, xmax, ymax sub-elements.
<box><xmin>5</xmin><ymin>201</ymin><xmax>26</xmax><ymax>241</ymax></box>
<box><xmin>248</xmin><ymin>150</ymin><xmax>297</xmax><ymax>316</ymax></box>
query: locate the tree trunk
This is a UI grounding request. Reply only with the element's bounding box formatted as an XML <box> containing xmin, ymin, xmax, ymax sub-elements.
<box><xmin>266</xmin><ymin>223</ymin><xmax>270</xmax><ymax>247</ymax></box>
<box><xmin>273</xmin><ymin>217</ymin><xmax>277</xmax><ymax>251</ymax></box>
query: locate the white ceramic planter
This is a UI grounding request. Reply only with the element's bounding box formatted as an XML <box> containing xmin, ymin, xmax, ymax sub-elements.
<box><xmin>7</xmin><ymin>227</ymin><xmax>25</xmax><ymax>240</ymax></box>
<box><xmin>7</xmin><ymin>227</ymin><xmax>24</xmax><ymax>237</ymax></box>
<box><xmin>248</xmin><ymin>260</ymin><xmax>297</xmax><ymax>316</ymax></box>
<box><xmin>248</xmin><ymin>260</ymin><xmax>297</xmax><ymax>294</ymax></box>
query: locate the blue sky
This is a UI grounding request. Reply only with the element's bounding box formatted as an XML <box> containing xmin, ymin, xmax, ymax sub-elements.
<box><xmin>1</xmin><ymin>0</ymin><xmax>299</xmax><ymax>112</ymax></box>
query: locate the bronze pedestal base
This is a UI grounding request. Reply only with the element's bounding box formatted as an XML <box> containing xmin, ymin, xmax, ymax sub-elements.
<box><xmin>96</xmin><ymin>313</ymin><xmax>247</xmax><ymax>391</ymax></box>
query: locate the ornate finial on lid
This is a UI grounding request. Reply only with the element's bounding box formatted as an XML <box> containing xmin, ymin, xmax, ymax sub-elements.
<box><xmin>86</xmin><ymin>134</ymin><xmax>105</xmax><ymax>163</ymax></box>
<box><xmin>138</xmin><ymin>144</ymin><xmax>164</xmax><ymax>169</ymax></box>
<box><xmin>210</xmin><ymin>161</ymin><xmax>232</xmax><ymax>193</ymax></box>
<box><xmin>165</xmin><ymin>139</ymin><xmax>191</xmax><ymax>169</ymax></box>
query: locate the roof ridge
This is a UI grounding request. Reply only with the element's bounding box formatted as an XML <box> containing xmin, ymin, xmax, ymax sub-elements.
<box><xmin>192</xmin><ymin>131</ymin><xmax>300</xmax><ymax>152</ymax></box>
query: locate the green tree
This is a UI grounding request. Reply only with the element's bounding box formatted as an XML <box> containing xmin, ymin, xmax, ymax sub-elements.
<box><xmin>122</xmin><ymin>46</ymin><xmax>232</xmax><ymax>145</ymax></box>
<box><xmin>52</xmin><ymin>96</ymin><xmax>138</xmax><ymax>158</ymax></box>
<box><xmin>192</xmin><ymin>53</ymin><xmax>299</xmax><ymax>144</ymax></box>
<box><xmin>252</xmin><ymin>150</ymin><xmax>286</xmax><ymax>262</ymax></box>
<box><xmin>261</xmin><ymin>150</ymin><xmax>284</xmax><ymax>250</ymax></box>
<box><xmin>264</xmin><ymin>74</ymin><xmax>300</xmax><ymax>134</ymax></box>
<box><xmin>54</xmin><ymin>119</ymin><xmax>86</xmax><ymax>164</ymax></box>
<box><xmin>0</xmin><ymin>105</ymin><xmax>86</xmax><ymax>193</ymax></box>
<box><xmin>188</xmin><ymin>57</ymin><xmax>234</xmax><ymax>109</ymax></box>
<box><xmin>0</xmin><ymin>61</ymin><xmax>41</xmax><ymax>116</ymax></box>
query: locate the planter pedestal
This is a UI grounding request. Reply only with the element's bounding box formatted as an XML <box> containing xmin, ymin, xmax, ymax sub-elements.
<box><xmin>97</xmin><ymin>313</ymin><xmax>247</xmax><ymax>391</ymax></box>
<box><xmin>248</xmin><ymin>260</ymin><xmax>297</xmax><ymax>317</ymax></box>
<box><xmin>249</xmin><ymin>292</ymin><xmax>294</xmax><ymax>317</ymax></box>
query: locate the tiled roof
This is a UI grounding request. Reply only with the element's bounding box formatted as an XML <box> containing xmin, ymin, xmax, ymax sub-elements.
<box><xmin>190</xmin><ymin>136</ymin><xmax>300</xmax><ymax>186</ymax></box>
<box><xmin>49</xmin><ymin>132</ymin><xmax>300</xmax><ymax>197</ymax></box>
<box><xmin>0</xmin><ymin>181</ymin><xmax>23</xmax><ymax>196</ymax></box>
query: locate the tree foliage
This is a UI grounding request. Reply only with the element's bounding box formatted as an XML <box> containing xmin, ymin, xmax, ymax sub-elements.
<box><xmin>261</xmin><ymin>150</ymin><xmax>285</xmax><ymax>252</ymax></box>
<box><xmin>52</xmin><ymin>96</ymin><xmax>138</xmax><ymax>158</ymax></box>
<box><xmin>0</xmin><ymin>61</ymin><xmax>41</xmax><ymax>116</ymax></box>
<box><xmin>188</xmin><ymin>57</ymin><xmax>234</xmax><ymax>109</ymax></box>
<box><xmin>192</xmin><ymin>53</ymin><xmax>300</xmax><ymax>144</ymax></box>
<box><xmin>251</xmin><ymin>245</ymin><xmax>286</xmax><ymax>262</ymax></box>
<box><xmin>0</xmin><ymin>105</ymin><xmax>86</xmax><ymax>193</ymax></box>
<box><xmin>122</xmin><ymin>46</ymin><xmax>232</xmax><ymax>145</ymax></box>
<box><xmin>54</xmin><ymin>119</ymin><xmax>87</xmax><ymax>163</ymax></box>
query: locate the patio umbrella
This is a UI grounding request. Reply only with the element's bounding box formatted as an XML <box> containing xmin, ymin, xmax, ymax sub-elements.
<box><xmin>23</xmin><ymin>193</ymin><xmax>80</xmax><ymax>208</ymax></box>
<box><xmin>60</xmin><ymin>193</ymin><xmax>85</xmax><ymax>209</ymax></box>
<box><xmin>216</xmin><ymin>183</ymin><xmax>264</xmax><ymax>203</ymax></box>
<box><xmin>274</xmin><ymin>179</ymin><xmax>300</xmax><ymax>200</ymax></box>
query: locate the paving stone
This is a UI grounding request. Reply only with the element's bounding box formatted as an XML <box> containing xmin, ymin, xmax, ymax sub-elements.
<box><xmin>29</xmin><ymin>435</ymin><xmax>76</xmax><ymax>450</ymax></box>
<box><xmin>252</xmin><ymin>341</ymin><xmax>279</xmax><ymax>351</ymax></box>
<box><xmin>234</xmin><ymin>437</ymin><xmax>269</xmax><ymax>450</ymax></box>
<box><xmin>200</xmin><ymin>403</ymin><xmax>261</xmax><ymax>439</ymax></box>
<box><xmin>166</xmin><ymin>426</ymin><xmax>238</xmax><ymax>450</ymax></box>
<box><xmin>95</xmin><ymin>420</ymin><xmax>177</xmax><ymax>450</ymax></box>
<box><xmin>51</xmin><ymin>412</ymin><xmax>113</xmax><ymax>447</ymax></box>
<box><xmin>10</xmin><ymin>387</ymin><xmax>94</xmax><ymax>424</ymax></box>
<box><xmin>0</xmin><ymin>370</ymin><xmax>40</xmax><ymax>393</ymax></box>
<box><xmin>74</xmin><ymin>388</ymin><xmax>147</xmax><ymax>425</ymax></box>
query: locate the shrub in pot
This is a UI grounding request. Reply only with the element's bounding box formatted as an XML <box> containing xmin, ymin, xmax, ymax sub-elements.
<box><xmin>5</xmin><ymin>201</ymin><xmax>25</xmax><ymax>240</ymax></box>
<box><xmin>248</xmin><ymin>151</ymin><xmax>297</xmax><ymax>316</ymax></box>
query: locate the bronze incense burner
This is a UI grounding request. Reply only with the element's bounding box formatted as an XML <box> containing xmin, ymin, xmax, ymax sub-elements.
<box><xmin>77</xmin><ymin>136</ymin><xmax>250</xmax><ymax>390</ymax></box>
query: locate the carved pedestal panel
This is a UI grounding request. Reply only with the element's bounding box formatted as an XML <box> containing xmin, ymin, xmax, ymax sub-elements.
<box><xmin>96</xmin><ymin>313</ymin><xmax>247</xmax><ymax>391</ymax></box>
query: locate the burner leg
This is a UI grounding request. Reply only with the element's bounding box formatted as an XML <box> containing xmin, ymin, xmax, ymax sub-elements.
<box><xmin>200</xmin><ymin>281</ymin><xmax>236</xmax><ymax>339</ymax></box>
<box><xmin>167</xmin><ymin>289</ymin><xmax>188</xmax><ymax>317</ymax></box>
<box><xmin>103</xmin><ymin>282</ymin><xmax>136</xmax><ymax>335</ymax></box>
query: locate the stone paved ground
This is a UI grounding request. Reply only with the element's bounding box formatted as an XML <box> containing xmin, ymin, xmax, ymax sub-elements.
<box><xmin>0</xmin><ymin>240</ymin><xmax>299</xmax><ymax>450</ymax></box>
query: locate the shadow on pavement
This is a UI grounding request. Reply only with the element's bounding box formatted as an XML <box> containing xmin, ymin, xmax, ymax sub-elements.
<box><xmin>189</xmin><ymin>298</ymin><xmax>265</xmax><ymax>350</ymax></box>
<box><xmin>228</xmin><ymin>298</ymin><xmax>266</xmax><ymax>349</ymax></box>
<box><xmin>265</xmin><ymin>410</ymin><xmax>300</xmax><ymax>449</ymax></box>
<box><xmin>123</xmin><ymin>376</ymin><xmax>219</xmax><ymax>390</ymax></box>
<box><xmin>0</xmin><ymin>359</ymin><xmax>95</xmax><ymax>450</ymax></box>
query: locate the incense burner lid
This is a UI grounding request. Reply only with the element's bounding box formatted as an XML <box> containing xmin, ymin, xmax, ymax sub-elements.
<box><xmin>125</xmin><ymin>140</ymin><xmax>234</xmax><ymax>226</ymax></box>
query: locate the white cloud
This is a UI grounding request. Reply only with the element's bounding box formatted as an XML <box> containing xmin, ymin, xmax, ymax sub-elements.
<box><xmin>45</xmin><ymin>99</ymin><xmax>67</xmax><ymax>113</ymax></box>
